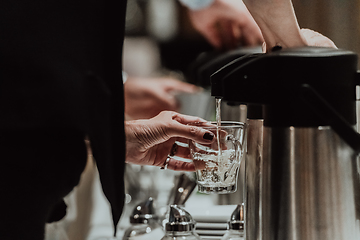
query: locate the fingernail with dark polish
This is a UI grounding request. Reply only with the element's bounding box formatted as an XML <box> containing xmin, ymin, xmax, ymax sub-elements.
<box><xmin>203</xmin><ymin>132</ymin><xmax>214</xmax><ymax>140</ymax></box>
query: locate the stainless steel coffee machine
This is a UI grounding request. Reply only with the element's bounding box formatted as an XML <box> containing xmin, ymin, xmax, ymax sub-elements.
<box><xmin>211</xmin><ymin>47</ymin><xmax>360</xmax><ymax>240</ymax></box>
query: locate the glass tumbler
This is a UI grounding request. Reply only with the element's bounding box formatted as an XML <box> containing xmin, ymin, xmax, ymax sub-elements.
<box><xmin>189</xmin><ymin>121</ymin><xmax>246</xmax><ymax>194</ymax></box>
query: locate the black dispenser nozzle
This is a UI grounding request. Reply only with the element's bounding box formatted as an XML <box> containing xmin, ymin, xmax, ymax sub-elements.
<box><xmin>187</xmin><ymin>46</ymin><xmax>262</xmax><ymax>88</ymax></box>
<box><xmin>210</xmin><ymin>53</ymin><xmax>263</xmax><ymax>101</ymax></box>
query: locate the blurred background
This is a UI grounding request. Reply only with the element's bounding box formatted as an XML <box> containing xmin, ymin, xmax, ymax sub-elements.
<box><xmin>45</xmin><ymin>0</ymin><xmax>360</xmax><ymax>240</ymax></box>
<box><xmin>123</xmin><ymin>0</ymin><xmax>212</xmax><ymax>79</ymax></box>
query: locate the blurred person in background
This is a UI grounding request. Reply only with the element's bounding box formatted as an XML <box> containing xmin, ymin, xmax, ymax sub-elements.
<box><xmin>181</xmin><ymin>0</ymin><xmax>264</xmax><ymax>50</ymax></box>
<box><xmin>123</xmin><ymin>0</ymin><xmax>266</xmax><ymax>121</ymax></box>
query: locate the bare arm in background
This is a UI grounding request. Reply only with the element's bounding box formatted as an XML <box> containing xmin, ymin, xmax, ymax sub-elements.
<box><xmin>242</xmin><ymin>0</ymin><xmax>336</xmax><ymax>51</ymax></box>
<box><xmin>183</xmin><ymin>0</ymin><xmax>263</xmax><ymax>50</ymax></box>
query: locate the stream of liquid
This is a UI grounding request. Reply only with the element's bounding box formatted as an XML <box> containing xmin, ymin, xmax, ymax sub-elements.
<box><xmin>216</xmin><ymin>98</ymin><xmax>222</xmax><ymax>157</ymax></box>
<box><xmin>192</xmin><ymin>98</ymin><xmax>240</xmax><ymax>188</ymax></box>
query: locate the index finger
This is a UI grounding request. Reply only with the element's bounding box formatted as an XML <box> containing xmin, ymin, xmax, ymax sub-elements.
<box><xmin>172</xmin><ymin>113</ymin><xmax>209</xmax><ymax>125</ymax></box>
<box><xmin>166</xmin><ymin>122</ymin><xmax>215</xmax><ymax>146</ymax></box>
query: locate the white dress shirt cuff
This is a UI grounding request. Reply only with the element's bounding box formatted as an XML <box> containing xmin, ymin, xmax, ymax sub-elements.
<box><xmin>122</xmin><ymin>71</ymin><xmax>128</xmax><ymax>84</ymax></box>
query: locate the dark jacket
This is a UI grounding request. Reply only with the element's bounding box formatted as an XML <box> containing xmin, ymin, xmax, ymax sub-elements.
<box><xmin>0</xmin><ymin>0</ymin><xmax>127</xmax><ymax>232</ymax></box>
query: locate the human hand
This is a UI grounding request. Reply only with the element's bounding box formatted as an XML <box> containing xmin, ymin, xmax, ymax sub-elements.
<box><xmin>125</xmin><ymin>111</ymin><xmax>215</xmax><ymax>171</ymax></box>
<box><xmin>260</xmin><ymin>28</ymin><xmax>337</xmax><ymax>52</ymax></box>
<box><xmin>300</xmin><ymin>28</ymin><xmax>337</xmax><ymax>48</ymax></box>
<box><xmin>243</xmin><ymin>0</ymin><xmax>337</xmax><ymax>52</ymax></box>
<box><xmin>124</xmin><ymin>76</ymin><xmax>200</xmax><ymax>120</ymax></box>
<box><xmin>187</xmin><ymin>0</ymin><xmax>263</xmax><ymax>50</ymax></box>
